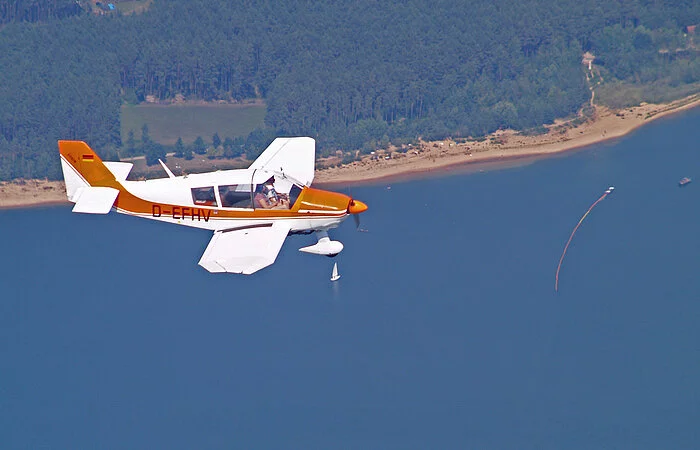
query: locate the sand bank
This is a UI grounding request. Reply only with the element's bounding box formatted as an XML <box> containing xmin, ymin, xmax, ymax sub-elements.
<box><xmin>2</xmin><ymin>94</ymin><xmax>698</xmax><ymax>209</ymax></box>
<box><xmin>315</xmin><ymin>94</ymin><xmax>700</xmax><ymax>186</ymax></box>
<box><xmin>0</xmin><ymin>179</ymin><xmax>67</xmax><ymax>209</ymax></box>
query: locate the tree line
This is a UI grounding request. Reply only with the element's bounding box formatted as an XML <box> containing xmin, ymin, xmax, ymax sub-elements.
<box><xmin>0</xmin><ymin>0</ymin><xmax>82</xmax><ymax>24</ymax></box>
<box><xmin>0</xmin><ymin>0</ymin><xmax>698</xmax><ymax>180</ymax></box>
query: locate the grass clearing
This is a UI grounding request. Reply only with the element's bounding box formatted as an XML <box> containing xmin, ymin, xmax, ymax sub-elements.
<box><xmin>597</xmin><ymin>81</ymin><xmax>700</xmax><ymax>108</ymax></box>
<box><xmin>121</xmin><ymin>102</ymin><xmax>267</xmax><ymax>145</ymax></box>
<box><xmin>127</xmin><ymin>155</ymin><xmax>250</xmax><ymax>180</ymax></box>
<box><xmin>113</xmin><ymin>0</ymin><xmax>153</xmax><ymax>15</ymax></box>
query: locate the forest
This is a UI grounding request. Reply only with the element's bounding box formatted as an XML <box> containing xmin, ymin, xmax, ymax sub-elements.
<box><xmin>0</xmin><ymin>0</ymin><xmax>698</xmax><ymax>180</ymax></box>
<box><xmin>0</xmin><ymin>0</ymin><xmax>81</xmax><ymax>24</ymax></box>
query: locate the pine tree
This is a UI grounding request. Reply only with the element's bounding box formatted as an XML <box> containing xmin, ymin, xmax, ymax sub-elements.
<box><xmin>174</xmin><ymin>137</ymin><xmax>185</xmax><ymax>157</ymax></box>
<box><xmin>126</xmin><ymin>130</ymin><xmax>136</xmax><ymax>156</ymax></box>
<box><xmin>145</xmin><ymin>141</ymin><xmax>166</xmax><ymax>166</ymax></box>
<box><xmin>141</xmin><ymin>124</ymin><xmax>150</xmax><ymax>145</ymax></box>
<box><xmin>193</xmin><ymin>136</ymin><xmax>207</xmax><ymax>155</ymax></box>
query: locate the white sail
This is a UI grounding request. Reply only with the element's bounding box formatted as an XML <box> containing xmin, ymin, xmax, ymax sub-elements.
<box><xmin>330</xmin><ymin>262</ymin><xmax>340</xmax><ymax>281</ymax></box>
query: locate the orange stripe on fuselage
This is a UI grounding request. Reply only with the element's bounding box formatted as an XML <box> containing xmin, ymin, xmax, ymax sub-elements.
<box><xmin>115</xmin><ymin>186</ymin><xmax>352</xmax><ymax>221</ymax></box>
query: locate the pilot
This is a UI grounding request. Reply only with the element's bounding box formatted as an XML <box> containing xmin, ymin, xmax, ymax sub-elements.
<box><xmin>254</xmin><ymin>184</ymin><xmax>272</xmax><ymax>208</ymax></box>
<box><xmin>256</xmin><ymin>176</ymin><xmax>289</xmax><ymax>209</ymax></box>
<box><xmin>263</xmin><ymin>177</ymin><xmax>279</xmax><ymax>203</ymax></box>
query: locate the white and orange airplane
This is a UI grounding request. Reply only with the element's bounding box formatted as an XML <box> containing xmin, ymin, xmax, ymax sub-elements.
<box><xmin>58</xmin><ymin>138</ymin><xmax>367</xmax><ymax>274</ymax></box>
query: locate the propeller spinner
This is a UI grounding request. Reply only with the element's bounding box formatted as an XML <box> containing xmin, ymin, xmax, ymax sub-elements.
<box><xmin>348</xmin><ymin>199</ymin><xmax>368</xmax><ymax>231</ymax></box>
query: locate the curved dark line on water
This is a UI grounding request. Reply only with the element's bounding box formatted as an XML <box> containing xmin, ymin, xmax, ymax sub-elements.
<box><xmin>555</xmin><ymin>191</ymin><xmax>609</xmax><ymax>292</ymax></box>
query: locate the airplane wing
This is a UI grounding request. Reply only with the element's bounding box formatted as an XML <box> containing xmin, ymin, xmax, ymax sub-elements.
<box><xmin>249</xmin><ymin>137</ymin><xmax>315</xmax><ymax>186</ymax></box>
<box><xmin>198</xmin><ymin>222</ymin><xmax>291</xmax><ymax>275</ymax></box>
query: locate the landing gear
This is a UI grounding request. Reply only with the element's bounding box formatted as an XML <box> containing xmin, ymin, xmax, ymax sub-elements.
<box><xmin>298</xmin><ymin>230</ymin><xmax>344</xmax><ymax>257</ymax></box>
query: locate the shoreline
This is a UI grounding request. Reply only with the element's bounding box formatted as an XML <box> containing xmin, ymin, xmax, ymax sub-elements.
<box><xmin>0</xmin><ymin>179</ymin><xmax>69</xmax><ymax>210</ymax></box>
<box><xmin>2</xmin><ymin>94</ymin><xmax>699</xmax><ymax>210</ymax></box>
<box><xmin>314</xmin><ymin>93</ymin><xmax>700</xmax><ymax>187</ymax></box>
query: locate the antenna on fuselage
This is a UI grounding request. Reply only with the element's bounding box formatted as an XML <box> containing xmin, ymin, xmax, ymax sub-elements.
<box><xmin>159</xmin><ymin>159</ymin><xmax>176</xmax><ymax>179</ymax></box>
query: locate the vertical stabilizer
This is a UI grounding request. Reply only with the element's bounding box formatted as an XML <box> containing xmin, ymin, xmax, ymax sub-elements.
<box><xmin>58</xmin><ymin>140</ymin><xmax>120</xmax><ymax>203</ymax></box>
<box><xmin>60</xmin><ymin>157</ymin><xmax>89</xmax><ymax>201</ymax></box>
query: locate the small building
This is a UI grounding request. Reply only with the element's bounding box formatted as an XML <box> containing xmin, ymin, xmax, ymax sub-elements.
<box><xmin>582</xmin><ymin>51</ymin><xmax>595</xmax><ymax>70</ymax></box>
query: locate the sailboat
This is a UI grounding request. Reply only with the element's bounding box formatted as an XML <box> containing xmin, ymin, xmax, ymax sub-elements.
<box><xmin>330</xmin><ymin>262</ymin><xmax>341</xmax><ymax>281</ymax></box>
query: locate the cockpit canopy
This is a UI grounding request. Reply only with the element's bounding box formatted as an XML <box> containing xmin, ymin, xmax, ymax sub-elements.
<box><xmin>189</xmin><ymin>170</ymin><xmax>303</xmax><ymax>210</ymax></box>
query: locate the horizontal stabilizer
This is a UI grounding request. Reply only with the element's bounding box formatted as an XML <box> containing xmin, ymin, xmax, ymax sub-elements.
<box><xmin>72</xmin><ymin>186</ymin><xmax>119</xmax><ymax>214</ymax></box>
<box><xmin>104</xmin><ymin>162</ymin><xmax>133</xmax><ymax>181</ymax></box>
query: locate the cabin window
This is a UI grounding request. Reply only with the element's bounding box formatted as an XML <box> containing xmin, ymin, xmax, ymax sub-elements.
<box><xmin>191</xmin><ymin>186</ymin><xmax>217</xmax><ymax>206</ymax></box>
<box><xmin>219</xmin><ymin>184</ymin><xmax>253</xmax><ymax>208</ymax></box>
<box><xmin>288</xmin><ymin>184</ymin><xmax>302</xmax><ymax>208</ymax></box>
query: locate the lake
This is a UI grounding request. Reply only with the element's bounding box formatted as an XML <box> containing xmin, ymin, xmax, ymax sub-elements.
<box><xmin>1</xmin><ymin>109</ymin><xmax>699</xmax><ymax>449</ymax></box>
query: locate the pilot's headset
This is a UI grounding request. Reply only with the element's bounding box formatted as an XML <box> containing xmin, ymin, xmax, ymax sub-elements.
<box><xmin>264</xmin><ymin>181</ymin><xmax>278</xmax><ymax>201</ymax></box>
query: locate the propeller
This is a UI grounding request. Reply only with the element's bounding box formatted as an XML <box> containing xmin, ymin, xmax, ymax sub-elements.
<box><xmin>348</xmin><ymin>198</ymin><xmax>368</xmax><ymax>232</ymax></box>
<box><xmin>345</xmin><ymin>186</ymin><xmax>369</xmax><ymax>232</ymax></box>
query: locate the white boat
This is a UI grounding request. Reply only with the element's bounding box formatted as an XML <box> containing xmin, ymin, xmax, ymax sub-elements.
<box><xmin>330</xmin><ymin>262</ymin><xmax>341</xmax><ymax>281</ymax></box>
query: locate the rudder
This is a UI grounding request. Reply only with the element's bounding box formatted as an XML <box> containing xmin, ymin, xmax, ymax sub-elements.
<box><xmin>58</xmin><ymin>140</ymin><xmax>117</xmax><ymax>201</ymax></box>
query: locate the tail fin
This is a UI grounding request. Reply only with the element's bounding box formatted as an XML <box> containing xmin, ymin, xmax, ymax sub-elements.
<box><xmin>58</xmin><ymin>140</ymin><xmax>121</xmax><ymax>214</ymax></box>
<box><xmin>58</xmin><ymin>140</ymin><xmax>117</xmax><ymax>200</ymax></box>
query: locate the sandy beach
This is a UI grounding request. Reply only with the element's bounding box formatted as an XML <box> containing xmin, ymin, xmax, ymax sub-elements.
<box><xmin>1</xmin><ymin>94</ymin><xmax>698</xmax><ymax>210</ymax></box>
<box><xmin>315</xmin><ymin>94</ymin><xmax>700</xmax><ymax>186</ymax></box>
<box><xmin>0</xmin><ymin>179</ymin><xmax>68</xmax><ymax>209</ymax></box>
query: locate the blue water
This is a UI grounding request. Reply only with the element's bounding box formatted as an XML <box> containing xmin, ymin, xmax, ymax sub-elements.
<box><xmin>2</xmin><ymin>109</ymin><xmax>700</xmax><ymax>449</ymax></box>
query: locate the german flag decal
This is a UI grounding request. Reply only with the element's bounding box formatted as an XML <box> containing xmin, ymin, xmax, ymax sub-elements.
<box><xmin>82</xmin><ymin>154</ymin><xmax>95</xmax><ymax>162</ymax></box>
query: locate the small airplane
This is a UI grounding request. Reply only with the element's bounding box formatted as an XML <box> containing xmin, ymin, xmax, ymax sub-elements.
<box><xmin>58</xmin><ymin>138</ymin><xmax>367</xmax><ymax>275</ymax></box>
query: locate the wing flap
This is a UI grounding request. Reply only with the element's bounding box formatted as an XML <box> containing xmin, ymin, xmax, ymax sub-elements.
<box><xmin>249</xmin><ymin>137</ymin><xmax>315</xmax><ymax>186</ymax></box>
<box><xmin>72</xmin><ymin>186</ymin><xmax>119</xmax><ymax>214</ymax></box>
<box><xmin>198</xmin><ymin>223</ymin><xmax>290</xmax><ymax>275</ymax></box>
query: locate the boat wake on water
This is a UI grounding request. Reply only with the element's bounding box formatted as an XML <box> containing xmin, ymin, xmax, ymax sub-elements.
<box><xmin>555</xmin><ymin>186</ymin><xmax>614</xmax><ymax>292</ymax></box>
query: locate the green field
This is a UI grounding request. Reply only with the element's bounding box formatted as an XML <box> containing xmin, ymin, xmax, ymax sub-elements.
<box><xmin>596</xmin><ymin>81</ymin><xmax>700</xmax><ymax>109</ymax></box>
<box><xmin>113</xmin><ymin>0</ymin><xmax>153</xmax><ymax>15</ymax></box>
<box><xmin>121</xmin><ymin>103</ymin><xmax>267</xmax><ymax>145</ymax></box>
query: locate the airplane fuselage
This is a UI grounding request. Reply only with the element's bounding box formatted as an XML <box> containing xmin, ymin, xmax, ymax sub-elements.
<box><xmin>115</xmin><ymin>174</ymin><xmax>352</xmax><ymax>233</ymax></box>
